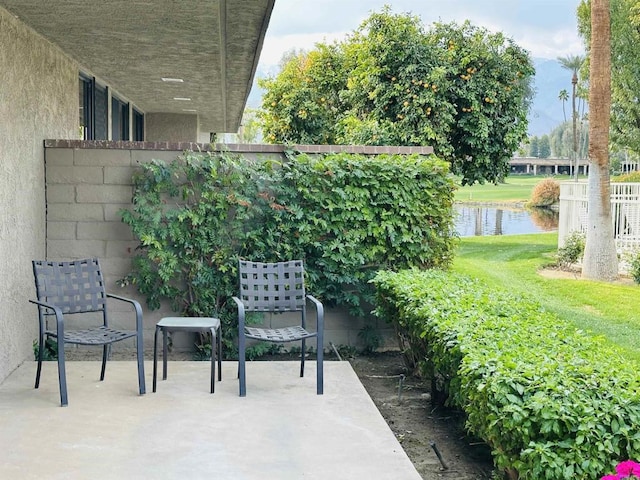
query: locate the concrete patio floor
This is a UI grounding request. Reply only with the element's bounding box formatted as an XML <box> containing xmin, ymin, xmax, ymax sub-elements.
<box><xmin>0</xmin><ymin>360</ymin><xmax>422</xmax><ymax>480</ymax></box>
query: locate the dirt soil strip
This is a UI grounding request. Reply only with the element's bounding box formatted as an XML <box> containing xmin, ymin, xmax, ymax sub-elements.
<box><xmin>349</xmin><ymin>352</ymin><xmax>494</xmax><ymax>480</ymax></box>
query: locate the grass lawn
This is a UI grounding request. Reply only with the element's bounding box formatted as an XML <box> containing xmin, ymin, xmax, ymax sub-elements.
<box><xmin>454</xmin><ymin>175</ymin><xmax>575</xmax><ymax>204</ymax></box>
<box><xmin>452</xmin><ymin>232</ymin><xmax>640</xmax><ymax>364</ymax></box>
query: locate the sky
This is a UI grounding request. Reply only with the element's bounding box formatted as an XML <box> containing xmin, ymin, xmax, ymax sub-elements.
<box><xmin>258</xmin><ymin>0</ymin><xmax>585</xmax><ymax>70</ymax></box>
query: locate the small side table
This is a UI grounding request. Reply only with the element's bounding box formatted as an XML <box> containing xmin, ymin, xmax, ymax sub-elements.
<box><xmin>153</xmin><ymin>317</ymin><xmax>222</xmax><ymax>393</ymax></box>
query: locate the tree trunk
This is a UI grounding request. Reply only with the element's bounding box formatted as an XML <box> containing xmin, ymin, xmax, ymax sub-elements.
<box><xmin>582</xmin><ymin>0</ymin><xmax>618</xmax><ymax>280</ymax></box>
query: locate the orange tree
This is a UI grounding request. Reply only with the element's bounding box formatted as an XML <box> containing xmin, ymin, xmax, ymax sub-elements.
<box><xmin>259</xmin><ymin>43</ymin><xmax>347</xmax><ymax>145</ymax></box>
<box><xmin>259</xmin><ymin>8</ymin><xmax>534</xmax><ymax>185</ymax></box>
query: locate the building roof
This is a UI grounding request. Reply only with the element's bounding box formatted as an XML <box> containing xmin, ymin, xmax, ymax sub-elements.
<box><xmin>1</xmin><ymin>0</ymin><xmax>274</xmax><ymax>133</ymax></box>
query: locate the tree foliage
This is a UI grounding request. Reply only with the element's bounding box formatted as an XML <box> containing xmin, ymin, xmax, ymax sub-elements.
<box><xmin>529</xmin><ymin>136</ymin><xmax>540</xmax><ymax>157</ymax></box>
<box><xmin>549</xmin><ymin>121</ymin><xmax>590</xmax><ymax>159</ymax></box>
<box><xmin>259</xmin><ymin>44</ymin><xmax>347</xmax><ymax>144</ymax></box>
<box><xmin>538</xmin><ymin>135</ymin><xmax>551</xmax><ymax>158</ymax></box>
<box><xmin>259</xmin><ymin>8</ymin><xmax>535</xmax><ymax>185</ymax></box>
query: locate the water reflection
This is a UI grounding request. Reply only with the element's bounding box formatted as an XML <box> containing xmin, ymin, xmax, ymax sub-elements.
<box><xmin>455</xmin><ymin>205</ymin><xmax>558</xmax><ymax>237</ymax></box>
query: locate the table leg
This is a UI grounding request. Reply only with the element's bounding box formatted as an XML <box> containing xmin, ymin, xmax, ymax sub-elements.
<box><xmin>217</xmin><ymin>325</ymin><xmax>222</xmax><ymax>381</ymax></box>
<box><xmin>210</xmin><ymin>327</ymin><xmax>216</xmax><ymax>393</ymax></box>
<box><xmin>153</xmin><ymin>326</ymin><xmax>159</xmax><ymax>392</ymax></box>
<box><xmin>162</xmin><ymin>328</ymin><xmax>168</xmax><ymax>380</ymax></box>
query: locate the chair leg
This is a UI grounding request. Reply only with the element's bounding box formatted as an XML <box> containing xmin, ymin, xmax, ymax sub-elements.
<box><xmin>57</xmin><ymin>343</ymin><xmax>68</xmax><ymax>407</ymax></box>
<box><xmin>300</xmin><ymin>339</ymin><xmax>306</xmax><ymax>378</ymax></box>
<box><xmin>239</xmin><ymin>333</ymin><xmax>246</xmax><ymax>397</ymax></box>
<box><xmin>153</xmin><ymin>326</ymin><xmax>159</xmax><ymax>393</ymax></box>
<box><xmin>217</xmin><ymin>326</ymin><xmax>222</xmax><ymax>382</ymax></box>
<box><xmin>100</xmin><ymin>345</ymin><xmax>108</xmax><ymax>381</ymax></box>
<box><xmin>316</xmin><ymin>337</ymin><xmax>324</xmax><ymax>395</ymax></box>
<box><xmin>136</xmin><ymin>329</ymin><xmax>146</xmax><ymax>395</ymax></box>
<box><xmin>34</xmin><ymin>334</ymin><xmax>44</xmax><ymax>389</ymax></box>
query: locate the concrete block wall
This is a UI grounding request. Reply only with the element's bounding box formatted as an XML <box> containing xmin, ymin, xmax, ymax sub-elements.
<box><xmin>43</xmin><ymin>141</ymin><xmax>428</xmax><ymax>355</ymax></box>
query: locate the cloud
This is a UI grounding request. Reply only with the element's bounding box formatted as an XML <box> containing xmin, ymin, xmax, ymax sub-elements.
<box><xmin>259</xmin><ymin>0</ymin><xmax>585</xmax><ymax>69</ymax></box>
<box><xmin>517</xmin><ymin>28</ymin><xmax>585</xmax><ymax>59</ymax></box>
<box><xmin>258</xmin><ymin>31</ymin><xmax>351</xmax><ymax>68</ymax></box>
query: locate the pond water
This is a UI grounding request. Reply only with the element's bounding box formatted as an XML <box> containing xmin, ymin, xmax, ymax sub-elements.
<box><xmin>454</xmin><ymin>205</ymin><xmax>559</xmax><ymax>237</ymax></box>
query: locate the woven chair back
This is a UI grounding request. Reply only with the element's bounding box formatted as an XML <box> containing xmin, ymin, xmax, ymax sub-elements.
<box><xmin>32</xmin><ymin>258</ymin><xmax>107</xmax><ymax>314</ymax></box>
<box><xmin>238</xmin><ymin>260</ymin><xmax>306</xmax><ymax>312</ymax></box>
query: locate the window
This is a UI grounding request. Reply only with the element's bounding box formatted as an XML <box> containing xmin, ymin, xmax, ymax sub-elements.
<box><xmin>79</xmin><ymin>74</ymin><xmax>108</xmax><ymax>140</ymax></box>
<box><xmin>133</xmin><ymin>108</ymin><xmax>144</xmax><ymax>141</ymax></box>
<box><xmin>94</xmin><ymin>83</ymin><xmax>108</xmax><ymax>140</ymax></box>
<box><xmin>79</xmin><ymin>75</ymin><xmax>93</xmax><ymax>139</ymax></box>
<box><xmin>112</xmin><ymin>96</ymin><xmax>130</xmax><ymax>141</ymax></box>
<box><xmin>80</xmin><ymin>73</ymin><xmax>142</xmax><ymax>141</ymax></box>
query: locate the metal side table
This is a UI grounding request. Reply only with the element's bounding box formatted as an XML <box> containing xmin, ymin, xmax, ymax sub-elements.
<box><xmin>153</xmin><ymin>317</ymin><xmax>222</xmax><ymax>393</ymax></box>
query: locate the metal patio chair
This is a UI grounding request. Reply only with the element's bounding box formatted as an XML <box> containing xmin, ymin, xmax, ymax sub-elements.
<box><xmin>232</xmin><ymin>260</ymin><xmax>324</xmax><ymax>396</ymax></box>
<box><xmin>30</xmin><ymin>258</ymin><xmax>146</xmax><ymax>406</ymax></box>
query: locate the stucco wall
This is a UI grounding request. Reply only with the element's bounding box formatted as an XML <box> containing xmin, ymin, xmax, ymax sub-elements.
<box><xmin>0</xmin><ymin>8</ymin><xmax>78</xmax><ymax>382</ymax></box>
<box><xmin>145</xmin><ymin>113</ymin><xmax>199</xmax><ymax>142</ymax></box>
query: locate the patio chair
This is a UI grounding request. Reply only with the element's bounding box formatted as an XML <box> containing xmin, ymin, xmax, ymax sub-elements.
<box><xmin>232</xmin><ymin>260</ymin><xmax>324</xmax><ymax>396</ymax></box>
<box><xmin>30</xmin><ymin>258</ymin><xmax>146</xmax><ymax>406</ymax></box>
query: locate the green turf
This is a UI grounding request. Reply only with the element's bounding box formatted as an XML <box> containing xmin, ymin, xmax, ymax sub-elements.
<box><xmin>452</xmin><ymin>233</ymin><xmax>640</xmax><ymax>364</ymax></box>
<box><xmin>454</xmin><ymin>175</ymin><xmax>572</xmax><ymax>204</ymax></box>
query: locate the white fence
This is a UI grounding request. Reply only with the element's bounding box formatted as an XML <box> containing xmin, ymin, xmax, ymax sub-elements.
<box><xmin>559</xmin><ymin>181</ymin><xmax>640</xmax><ymax>253</ymax></box>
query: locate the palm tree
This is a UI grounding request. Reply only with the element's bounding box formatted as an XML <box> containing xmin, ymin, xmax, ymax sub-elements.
<box><xmin>558</xmin><ymin>89</ymin><xmax>569</xmax><ymax>122</ymax></box>
<box><xmin>582</xmin><ymin>0</ymin><xmax>618</xmax><ymax>281</ymax></box>
<box><xmin>557</xmin><ymin>54</ymin><xmax>585</xmax><ymax>179</ymax></box>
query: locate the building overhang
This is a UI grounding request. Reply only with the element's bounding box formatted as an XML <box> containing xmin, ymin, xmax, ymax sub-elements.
<box><xmin>0</xmin><ymin>0</ymin><xmax>274</xmax><ymax>133</ymax></box>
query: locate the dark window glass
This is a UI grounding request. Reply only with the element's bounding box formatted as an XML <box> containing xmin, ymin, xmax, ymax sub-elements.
<box><xmin>112</xmin><ymin>97</ymin><xmax>130</xmax><ymax>141</ymax></box>
<box><xmin>94</xmin><ymin>84</ymin><xmax>108</xmax><ymax>140</ymax></box>
<box><xmin>133</xmin><ymin>109</ymin><xmax>144</xmax><ymax>141</ymax></box>
<box><xmin>79</xmin><ymin>75</ymin><xmax>93</xmax><ymax>139</ymax></box>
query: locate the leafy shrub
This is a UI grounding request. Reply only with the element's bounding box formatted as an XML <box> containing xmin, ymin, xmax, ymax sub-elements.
<box><xmin>121</xmin><ymin>150</ymin><xmax>456</xmax><ymax>354</ymax></box>
<box><xmin>556</xmin><ymin>230</ymin><xmax>585</xmax><ymax>270</ymax></box>
<box><xmin>372</xmin><ymin>269</ymin><xmax>640</xmax><ymax>480</ymax></box>
<box><xmin>357</xmin><ymin>323</ymin><xmax>383</xmax><ymax>354</ymax></box>
<box><xmin>612</xmin><ymin>171</ymin><xmax>640</xmax><ymax>183</ymax></box>
<box><xmin>529</xmin><ymin>177</ymin><xmax>560</xmax><ymax>207</ymax></box>
<box><xmin>32</xmin><ymin>338</ymin><xmax>58</xmax><ymax>361</ymax></box>
<box><xmin>279</xmin><ymin>151</ymin><xmax>457</xmax><ymax>313</ymax></box>
<box><xmin>628</xmin><ymin>250</ymin><xmax>640</xmax><ymax>284</ymax></box>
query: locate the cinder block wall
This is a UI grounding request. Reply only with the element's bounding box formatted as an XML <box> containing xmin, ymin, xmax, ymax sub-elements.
<box><xmin>44</xmin><ymin>141</ymin><xmax>434</xmax><ymax>354</ymax></box>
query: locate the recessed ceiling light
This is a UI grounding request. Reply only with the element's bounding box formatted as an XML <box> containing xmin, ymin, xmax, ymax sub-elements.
<box><xmin>162</xmin><ymin>77</ymin><xmax>184</xmax><ymax>83</ymax></box>
<box><xmin>173</xmin><ymin>97</ymin><xmax>192</xmax><ymax>101</ymax></box>
<box><xmin>182</xmin><ymin>109</ymin><xmax>197</xmax><ymax>112</ymax></box>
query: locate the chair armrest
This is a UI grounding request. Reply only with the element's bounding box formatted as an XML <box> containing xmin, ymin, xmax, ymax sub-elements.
<box><xmin>232</xmin><ymin>296</ymin><xmax>246</xmax><ymax>329</ymax></box>
<box><xmin>106</xmin><ymin>293</ymin><xmax>143</xmax><ymax>331</ymax></box>
<box><xmin>29</xmin><ymin>299</ymin><xmax>65</xmax><ymax>335</ymax></box>
<box><xmin>306</xmin><ymin>295</ymin><xmax>324</xmax><ymax>331</ymax></box>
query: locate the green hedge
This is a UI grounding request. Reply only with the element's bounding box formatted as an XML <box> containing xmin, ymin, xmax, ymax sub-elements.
<box><xmin>121</xmin><ymin>150</ymin><xmax>456</xmax><ymax>353</ymax></box>
<box><xmin>372</xmin><ymin>269</ymin><xmax>640</xmax><ymax>480</ymax></box>
<box><xmin>277</xmin><ymin>151</ymin><xmax>456</xmax><ymax>313</ymax></box>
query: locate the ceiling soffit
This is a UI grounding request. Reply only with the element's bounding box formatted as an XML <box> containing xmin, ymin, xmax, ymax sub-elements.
<box><xmin>1</xmin><ymin>0</ymin><xmax>275</xmax><ymax>132</ymax></box>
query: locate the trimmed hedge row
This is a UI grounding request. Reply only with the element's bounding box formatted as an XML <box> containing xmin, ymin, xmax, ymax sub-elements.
<box><xmin>372</xmin><ymin>269</ymin><xmax>640</xmax><ymax>480</ymax></box>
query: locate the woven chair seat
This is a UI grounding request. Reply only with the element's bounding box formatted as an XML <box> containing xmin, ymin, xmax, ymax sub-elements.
<box><xmin>47</xmin><ymin>326</ymin><xmax>137</xmax><ymax>345</ymax></box>
<box><xmin>245</xmin><ymin>325</ymin><xmax>315</xmax><ymax>342</ymax></box>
